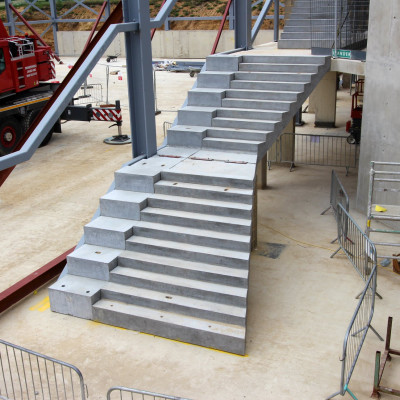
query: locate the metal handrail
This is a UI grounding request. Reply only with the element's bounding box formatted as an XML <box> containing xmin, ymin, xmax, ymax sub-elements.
<box><xmin>0</xmin><ymin>339</ymin><xmax>87</xmax><ymax>399</ymax></box>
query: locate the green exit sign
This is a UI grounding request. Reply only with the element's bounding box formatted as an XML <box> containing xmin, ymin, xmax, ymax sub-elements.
<box><xmin>332</xmin><ymin>49</ymin><xmax>351</xmax><ymax>59</ymax></box>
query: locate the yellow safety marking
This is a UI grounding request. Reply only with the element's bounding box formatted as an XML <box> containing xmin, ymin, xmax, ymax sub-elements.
<box><xmin>0</xmin><ymin>96</ymin><xmax>52</xmax><ymax>113</ymax></box>
<box><xmin>88</xmin><ymin>320</ymin><xmax>127</xmax><ymax>331</ymax></box>
<box><xmin>29</xmin><ymin>296</ymin><xmax>50</xmax><ymax>312</ymax></box>
<box><xmin>367</xmin><ymin>220</ymin><xmax>371</xmax><ymax>228</ymax></box>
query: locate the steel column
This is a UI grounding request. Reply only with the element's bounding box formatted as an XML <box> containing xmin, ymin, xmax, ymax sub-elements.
<box><xmin>274</xmin><ymin>0</ymin><xmax>279</xmax><ymax>41</ymax></box>
<box><xmin>49</xmin><ymin>0</ymin><xmax>59</xmax><ymax>56</ymax></box>
<box><xmin>123</xmin><ymin>0</ymin><xmax>157</xmax><ymax>159</ymax></box>
<box><xmin>234</xmin><ymin>0</ymin><xmax>252</xmax><ymax>50</ymax></box>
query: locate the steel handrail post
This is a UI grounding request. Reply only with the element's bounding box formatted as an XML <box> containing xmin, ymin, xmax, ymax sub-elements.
<box><xmin>274</xmin><ymin>0</ymin><xmax>279</xmax><ymax>41</ymax></box>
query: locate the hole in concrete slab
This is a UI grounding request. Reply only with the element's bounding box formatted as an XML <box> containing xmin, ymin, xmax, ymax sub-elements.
<box><xmin>224</xmin><ymin>188</ymin><xmax>229</xmax><ymax>191</ymax></box>
<box><xmin>86</xmin><ymin>290</ymin><xmax>90</xmax><ymax>293</ymax></box>
<box><xmin>208</xmin><ymin>325</ymin><xmax>212</xmax><ymax>328</ymax></box>
<box><xmin>255</xmin><ymin>242</ymin><xmax>286</xmax><ymax>259</ymax></box>
<box><xmin>160</xmin><ymin>315</ymin><xmax>164</xmax><ymax>318</ymax></box>
<box><xmin>161</xmin><ymin>164</ymin><xmax>165</xmax><ymax>167</ymax></box>
<box><xmin>173</xmin><ymin>182</ymin><xmax>178</xmax><ymax>185</ymax></box>
<box><xmin>166</xmin><ymin>296</ymin><xmax>172</xmax><ymax>299</ymax></box>
<box><xmin>142</xmin><ymin>162</ymin><xmax>147</xmax><ymax>165</ymax></box>
<box><xmin>110</xmin><ymin>304</ymin><xmax>114</xmax><ymax>307</ymax></box>
<box><xmin>95</xmin><ymin>251</ymin><xmax>101</xmax><ymax>254</ymax></box>
<box><xmin>61</xmin><ymin>285</ymin><xmax>65</xmax><ymax>287</ymax></box>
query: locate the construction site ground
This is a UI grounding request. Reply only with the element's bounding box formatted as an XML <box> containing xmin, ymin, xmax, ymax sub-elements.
<box><xmin>1</xmin><ymin>48</ymin><xmax>400</xmax><ymax>399</ymax></box>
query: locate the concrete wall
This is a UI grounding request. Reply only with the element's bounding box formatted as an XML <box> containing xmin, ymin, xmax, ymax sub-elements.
<box><xmin>356</xmin><ymin>0</ymin><xmax>400</xmax><ymax>211</ymax></box>
<box><xmin>57</xmin><ymin>30</ymin><xmax>278</xmax><ymax>59</ymax></box>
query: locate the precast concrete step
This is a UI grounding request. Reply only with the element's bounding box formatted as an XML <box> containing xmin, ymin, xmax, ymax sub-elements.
<box><xmin>216</xmin><ymin>107</ymin><xmax>283</xmax><ymax>121</ymax></box>
<box><xmin>100</xmin><ymin>190</ymin><xmax>148</xmax><ymax>220</ymax></box>
<box><xmin>130</xmin><ymin>220</ymin><xmax>251</xmax><ymax>252</ymax></box>
<box><xmin>278</xmin><ymin>39</ymin><xmax>312</xmax><ymax>49</ymax></box>
<box><xmin>202</xmin><ymin>137</ymin><xmax>264</xmax><ymax>154</ymax></box>
<box><xmin>125</xmin><ymin>236</ymin><xmax>250</xmax><ymax>269</ymax></box>
<box><xmin>100</xmin><ymin>282</ymin><xmax>247</xmax><ymax>326</ymax></box>
<box><xmin>161</xmin><ymin>167</ymin><xmax>255</xmax><ymax>189</ymax></box>
<box><xmin>206</xmin><ymin>127</ymin><xmax>271</xmax><ymax>141</ymax></box>
<box><xmin>196</xmin><ymin>71</ymin><xmax>234</xmax><ymax>89</ymax></box>
<box><xmin>178</xmin><ymin>106</ymin><xmax>216</xmax><ymax>127</ymax></box>
<box><xmin>230</xmin><ymin>80</ymin><xmax>306</xmax><ymax>92</ymax></box>
<box><xmin>285</xmin><ymin>18</ymin><xmax>327</xmax><ymax>26</ymax></box>
<box><xmin>241</xmin><ymin>55</ymin><xmax>327</xmax><ymax>64</ymax></box>
<box><xmin>84</xmin><ymin>216</ymin><xmax>134</xmax><ymax>250</ymax></box>
<box><xmin>109</xmin><ymin>267</ymin><xmax>248</xmax><ymax>307</ymax></box>
<box><xmin>188</xmin><ymin>88</ymin><xmax>226</xmax><ymax>107</ymax></box>
<box><xmin>238</xmin><ymin>63</ymin><xmax>319</xmax><ymax>73</ymax></box>
<box><xmin>225</xmin><ymin>88</ymin><xmax>300</xmax><ymax>101</ymax></box>
<box><xmin>235</xmin><ymin>71</ymin><xmax>313</xmax><ymax>83</ymax></box>
<box><xmin>118</xmin><ymin>250</ymin><xmax>248</xmax><ymax>287</ymax></box>
<box><xmin>222</xmin><ymin>98</ymin><xmax>292</xmax><ymax>112</ymax></box>
<box><xmin>212</xmin><ymin>116</ymin><xmax>278</xmax><ymax>132</ymax></box>
<box><xmin>92</xmin><ymin>299</ymin><xmax>246</xmax><ymax>354</ymax></box>
<box><xmin>67</xmin><ymin>244</ymin><xmax>121</xmax><ymax>281</ymax></box>
<box><xmin>289</xmin><ymin>13</ymin><xmax>332</xmax><ymax>19</ymax></box>
<box><xmin>147</xmin><ymin>193</ymin><xmax>252</xmax><ymax>219</ymax></box>
<box><xmin>281</xmin><ymin>32</ymin><xmax>312</xmax><ymax>39</ymax></box>
<box><xmin>282</xmin><ymin>26</ymin><xmax>313</xmax><ymax>32</ymax></box>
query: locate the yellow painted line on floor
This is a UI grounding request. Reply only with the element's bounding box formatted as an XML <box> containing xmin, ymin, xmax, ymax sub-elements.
<box><xmin>30</xmin><ymin>296</ymin><xmax>50</xmax><ymax>312</ymax></box>
<box><xmin>88</xmin><ymin>320</ymin><xmax>127</xmax><ymax>331</ymax></box>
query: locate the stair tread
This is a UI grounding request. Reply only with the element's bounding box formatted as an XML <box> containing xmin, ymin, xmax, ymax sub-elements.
<box><xmin>204</xmin><ymin>137</ymin><xmax>263</xmax><ymax>144</ymax></box>
<box><xmin>149</xmin><ymin>193</ymin><xmax>252</xmax><ymax>212</ymax></box>
<box><xmin>110</xmin><ymin>267</ymin><xmax>248</xmax><ymax>297</ymax></box>
<box><xmin>155</xmin><ymin>178</ymin><xmax>254</xmax><ymax>195</ymax></box>
<box><xmin>126</xmin><ymin>236</ymin><xmax>250</xmax><ymax>261</ymax></box>
<box><xmin>207</xmin><ymin>126</ymin><xmax>273</xmax><ymax>134</ymax></box>
<box><xmin>227</xmin><ymin>89</ymin><xmax>300</xmax><ymax>95</ymax></box>
<box><xmin>218</xmin><ymin>107</ymin><xmax>284</xmax><ymax>115</ymax></box>
<box><xmin>231</xmin><ymin>80</ymin><xmax>306</xmax><ymax>86</ymax></box>
<box><xmin>239</xmin><ymin>62</ymin><xmax>318</xmax><ymax>67</ymax></box>
<box><xmin>94</xmin><ymin>299</ymin><xmax>246</xmax><ymax>338</ymax></box>
<box><xmin>131</xmin><ymin>220</ymin><xmax>250</xmax><ymax>243</ymax></box>
<box><xmin>213</xmin><ymin>117</ymin><xmax>279</xmax><ymax>124</ymax></box>
<box><xmin>119</xmin><ymin>249</ymin><xmax>248</xmax><ymax>279</ymax></box>
<box><xmin>141</xmin><ymin>207</ymin><xmax>251</xmax><ymax>226</ymax></box>
<box><xmin>223</xmin><ymin>98</ymin><xmax>293</xmax><ymax>105</ymax></box>
<box><xmin>102</xmin><ymin>281</ymin><xmax>247</xmax><ymax>317</ymax></box>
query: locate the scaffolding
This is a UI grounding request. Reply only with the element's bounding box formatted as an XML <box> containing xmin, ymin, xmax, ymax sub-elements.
<box><xmin>366</xmin><ymin>161</ymin><xmax>400</xmax><ymax>261</ymax></box>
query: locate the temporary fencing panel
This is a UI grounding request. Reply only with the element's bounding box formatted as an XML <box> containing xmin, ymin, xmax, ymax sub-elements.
<box><xmin>74</xmin><ymin>83</ymin><xmax>104</xmax><ymax>105</ymax></box>
<box><xmin>0</xmin><ymin>339</ymin><xmax>87</xmax><ymax>400</ymax></box>
<box><xmin>327</xmin><ymin>264</ymin><xmax>378</xmax><ymax>400</ymax></box>
<box><xmin>321</xmin><ymin>170</ymin><xmax>350</xmax><ymax>218</ymax></box>
<box><xmin>267</xmin><ymin>133</ymin><xmax>359</xmax><ymax>174</ymax></box>
<box><xmin>107</xmin><ymin>386</ymin><xmax>191</xmax><ymax>400</ymax></box>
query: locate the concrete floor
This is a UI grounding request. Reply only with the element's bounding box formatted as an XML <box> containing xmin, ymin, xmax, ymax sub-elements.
<box><xmin>1</xmin><ymin>46</ymin><xmax>400</xmax><ymax>400</ymax></box>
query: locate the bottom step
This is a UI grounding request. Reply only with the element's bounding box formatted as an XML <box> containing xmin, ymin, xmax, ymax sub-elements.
<box><xmin>93</xmin><ymin>299</ymin><xmax>246</xmax><ymax>355</ymax></box>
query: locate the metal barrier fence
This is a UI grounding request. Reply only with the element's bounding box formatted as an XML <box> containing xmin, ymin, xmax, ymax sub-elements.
<box><xmin>163</xmin><ymin>121</ymin><xmax>173</xmax><ymax>137</ymax></box>
<box><xmin>322</xmin><ymin>170</ymin><xmax>350</xmax><ymax>217</ymax></box>
<box><xmin>327</xmin><ymin>263</ymin><xmax>378</xmax><ymax>400</ymax></box>
<box><xmin>0</xmin><ymin>339</ymin><xmax>87</xmax><ymax>400</ymax></box>
<box><xmin>267</xmin><ymin>133</ymin><xmax>359</xmax><ymax>174</ymax></box>
<box><xmin>74</xmin><ymin>83</ymin><xmax>104</xmax><ymax>105</ymax></box>
<box><xmin>311</xmin><ymin>0</ymin><xmax>369</xmax><ymax>56</ymax></box>
<box><xmin>107</xmin><ymin>386</ymin><xmax>191</xmax><ymax>400</ymax></box>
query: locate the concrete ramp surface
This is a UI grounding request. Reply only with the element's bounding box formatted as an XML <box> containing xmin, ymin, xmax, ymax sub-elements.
<box><xmin>49</xmin><ymin>53</ymin><xmax>330</xmax><ymax>355</ymax></box>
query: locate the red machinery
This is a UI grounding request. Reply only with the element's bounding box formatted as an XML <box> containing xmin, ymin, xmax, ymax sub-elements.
<box><xmin>346</xmin><ymin>78</ymin><xmax>364</xmax><ymax>144</ymax></box>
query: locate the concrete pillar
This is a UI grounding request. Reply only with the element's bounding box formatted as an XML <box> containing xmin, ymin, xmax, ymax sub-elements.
<box><xmin>251</xmin><ymin>190</ymin><xmax>258</xmax><ymax>250</ymax></box>
<box><xmin>256</xmin><ymin>154</ymin><xmax>267</xmax><ymax>190</ymax></box>
<box><xmin>356</xmin><ymin>0</ymin><xmax>400</xmax><ymax>212</ymax></box>
<box><xmin>342</xmin><ymin>73</ymin><xmax>351</xmax><ymax>89</ymax></box>
<box><xmin>267</xmin><ymin>117</ymin><xmax>295</xmax><ymax>166</ymax></box>
<box><xmin>309</xmin><ymin>71</ymin><xmax>337</xmax><ymax>127</ymax></box>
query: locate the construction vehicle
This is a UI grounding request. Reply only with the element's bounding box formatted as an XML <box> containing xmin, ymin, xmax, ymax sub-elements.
<box><xmin>0</xmin><ymin>18</ymin><xmax>123</xmax><ymax>157</ymax></box>
<box><xmin>346</xmin><ymin>78</ymin><xmax>364</xmax><ymax>144</ymax></box>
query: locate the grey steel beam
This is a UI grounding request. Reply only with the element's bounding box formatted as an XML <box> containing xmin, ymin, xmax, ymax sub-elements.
<box><xmin>234</xmin><ymin>0</ymin><xmax>252</xmax><ymax>50</ymax></box>
<box><xmin>150</xmin><ymin>0</ymin><xmax>178</xmax><ymax>29</ymax></box>
<box><xmin>251</xmin><ymin>0</ymin><xmax>273</xmax><ymax>44</ymax></box>
<box><xmin>4</xmin><ymin>0</ymin><xmax>16</xmax><ymax>36</ymax></box>
<box><xmin>274</xmin><ymin>0</ymin><xmax>279</xmax><ymax>42</ymax></box>
<box><xmin>49</xmin><ymin>0</ymin><xmax>59</xmax><ymax>55</ymax></box>
<box><xmin>123</xmin><ymin>0</ymin><xmax>157</xmax><ymax>159</ymax></box>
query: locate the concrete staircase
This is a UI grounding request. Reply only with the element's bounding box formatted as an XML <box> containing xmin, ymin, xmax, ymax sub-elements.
<box><xmin>49</xmin><ymin>53</ymin><xmax>330</xmax><ymax>355</ymax></box>
<box><xmin>279</xmin><ymin>0</ymin><xmax>335</xmax><ymax>49</ymax></box>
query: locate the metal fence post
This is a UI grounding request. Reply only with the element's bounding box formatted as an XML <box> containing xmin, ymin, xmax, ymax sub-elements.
<box><xmin>123</xmin><ymin>0</ymin><xmax>157</xmax><ymax>159</ymax></box>
<box><xmin>234</xmin><ymin>0</ymin><xmax>252</xmax><ymax>50</ymax></box>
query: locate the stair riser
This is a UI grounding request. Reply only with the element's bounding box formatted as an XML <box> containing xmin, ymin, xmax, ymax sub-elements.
<box><xmin>161</xmin><ymin>171</ymin><xmax>254</xmax><ymax>189</ymax></box>
<box><xmin>109</xmin><ymin>273</ymin><xmax>247</xmax><ymax>307</ymax></box>
<box><xmin>213</xmin><ymin>118</ymin><xmax>277</xmax><ymax>131</ymax></box>
<box><xmin>92</xmin><ymin>306</ymin><xmax>246</xmax><ymax>355</ymax></box>
<box><xmin>216</xmin><ymin>108</ymin><xmax>283</xmax><ymax>121</ymax></box>
<box><xmin>100</xmin><ymin>199</ymin><xmax>143</xmax><ymax>220</ymax></box>
<box><xmin>147</xmin><ymin>197</ymin><xmax>251</xmax><ymax>219</ymax></box>
<box><xmin>84</xmin><ymin>227</ymin><xmax>131</xmax><ymax>250</ymax></box>
<box><xmin>226</xmin><ymin>89</ymin><xmax>299</xmax><ymax>101</ymax></box>
<box><xmin>222</xmin><ymin>98</ymin><xmax>291</xmax><ymax>112</ymax></box>
<box><xmin>278</xmin><ymin>39</ymin><xmax>311</xmax><ymax>49</ymax></box>
<box><xmin>281</xmin><ymin>33</ymin><xmax>312</xmax><ymax>39</ymax></box>
<box><xmin>125</xmin><ymin>240</ymin><xmax>249</xmax><ymax>269</ymax></box>
<box><xmin>289</xmin><ymin>13</ymin><xmax>333</xmax><ymax>19</ymax></box>
<box><xmin>241</xmin><ymin>55</ymin><xmax>326</xmax><ymax>64</ymax></box>
<box><xmin>154</xmin><ymin>183</ymin><xmax>254</xmax><ymax>204</ymax></box>
<box><xmin>178</xmin><ymin>109</ymin><xmax>215</xmax><ymax>127</ymax></box>
<box><xmin>118</xmin><ymin>255</ymin><xmax>248</xmax><ymax>287</ymax></box>
<box><xmin>230</xmin><ymin>80</ymin><xmax>306</xmax><ymax>92</ymax></box>
<box><xmin>202</xmin><ymin>139</ymin><xmax>261</xmax><ymax>154</ymax></box>
<box><xmin>206</xmin><ymin>128</ymin><xmax>268</xmax><ymax>141</ymax></box>
<box><xmin>235</xmin><ymin>72</ymin><xmax>312</xmax><ymax>83</ymax></box>
<box><xmin>239</xmin><ymin>64</ymin><xmax>318</xmax><ymax>73</ymax></box>
<box><xmin>141</xmin><ymin>211</ymin><xmax>251</xmax><ymax>235</ymax></box>
<box><xmin>285</xmin><ymin>19</ymin><xmax>328</xmax><ymax>26</ymax></box>
<box><xmin>131</xmin><ymin>225</ymin><xmax>250</xmax><ymax>252</ymax></box>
